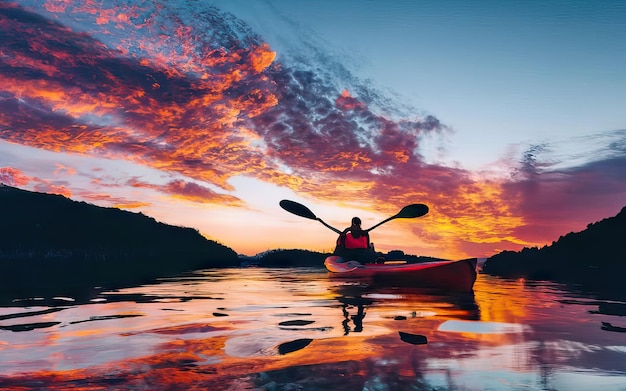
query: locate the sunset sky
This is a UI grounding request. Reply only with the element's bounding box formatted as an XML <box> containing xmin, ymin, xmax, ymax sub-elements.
<box><xmin>1</xmin><ymin>0</ymin><xmax>625</xmax><ymax>259</ymax></box>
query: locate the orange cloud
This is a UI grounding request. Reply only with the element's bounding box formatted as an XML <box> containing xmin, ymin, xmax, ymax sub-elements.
<box><xmin>0</xmin><ymin>167</ymin><xmax>72</xmax><ymax>197</ymax></box>
<box><xmin>164</xmin><ymin>180</ymin><xmax>243</xmax><ymax>206</ymax></box>
<box><xmin>78</xmin><ymin>192</ymin><xmax>148</xmax><ymax>208</ymax></box>
<box><xmin>336</xmin><ymin>89</ymin><xmax>366</xmax><ymax>111</ymax></box>
<box><xmin>33</xmin><ymin>183</ymin><xmax>72</xmax><ymax>198</ymax></box>
<box><xmin>1</xmin><ymin>2</ymin><xmax>282</xmax><ymax>194</ymax></box>
<box><xmin>0</xmin><ymin>167</ymin><xmax>31</xmax><ymax>187</ymax></box>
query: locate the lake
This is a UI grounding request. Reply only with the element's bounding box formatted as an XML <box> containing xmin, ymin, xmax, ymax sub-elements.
<box><xmin>1</xmin><ymin>267</ymin><xmax>626</xmax><ymax>390</ymax></box>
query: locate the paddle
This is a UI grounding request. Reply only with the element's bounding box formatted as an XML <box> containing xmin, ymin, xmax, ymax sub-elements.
<box><xmin>279</xmin><ymin>200</ymin><xmax>342</xmax><ymax>234</ymax></box>
<box><xmin>279</xmin><ymin>199</ymin><xmax>429</xmax><ymax>233</ymax></box>
<box><xmin>365</xmin><ymin>203</ymin><xmax>429</xmax><ymax>232</ymax></box>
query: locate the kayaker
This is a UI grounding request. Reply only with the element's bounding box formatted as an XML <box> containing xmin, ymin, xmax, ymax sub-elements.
<box><xmin>334</xmin><ymin>217</ymin><xmax>377</xmax><ymax>262</ymax></box>
<box><xmin>342</xmin><ymin>217</ymin><xmax>370</xmax><ymax>248</ymax></box>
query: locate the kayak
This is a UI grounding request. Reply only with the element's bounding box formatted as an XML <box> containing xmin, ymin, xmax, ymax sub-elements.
<box><xmin>324</xmin><ymin>256</ymin><xmax>478</xmax><ymax>291</ymax></box>
<box><xmin>278</xmin><ymin>199</ymin><xmax>475</xmax><ymax>290</ymax></box>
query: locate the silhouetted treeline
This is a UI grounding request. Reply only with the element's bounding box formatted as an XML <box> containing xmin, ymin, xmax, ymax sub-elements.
<box><xmin>0</xmin><ymin>185</ymin><xmax>239</xmax><ymax>298</ymax></box>
<box><xmin>246</xmin><ymin>249</ymin><xmax>329</xmax><ymax>267</ymax></box>
<box><xmin>483</xmin><ymin>206</ymin><xmax>626</xmax><ymax>289</ymax></box>
<box><xmin>246</xmin><ymin>248</ymin><xmax>451</xmax><ymax>268</ymax></box>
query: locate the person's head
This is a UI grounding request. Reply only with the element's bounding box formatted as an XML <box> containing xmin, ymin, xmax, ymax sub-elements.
<box><xmin>351</xmin><ymin>217</ymin><xmax>361</xmax><ymax>227</ymax></box>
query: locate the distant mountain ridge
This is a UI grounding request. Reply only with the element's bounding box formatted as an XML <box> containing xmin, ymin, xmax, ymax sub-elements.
<box><xmin>0</xmin><ymin>185</ymin><xmax>239</xmax><ymax>298</ymax></box>
<box><xmin>483</xmin><ymin>206</ymin><xmax>626</xmax><ymax>288</ymax></box>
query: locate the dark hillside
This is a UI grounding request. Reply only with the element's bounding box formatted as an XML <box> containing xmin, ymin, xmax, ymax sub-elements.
<box><xmin>252</xmin><ymin>249</ymin><xmax>329</xmax><ymax>267</ymax></box>
<box><xmin>0</xmin><ymin>185</ymin><xmax>239</xmax><ymax>300</ymax></box>
<box><xmin>483</xmin><ymin>206</ymin><xmax>626</xmax><ymax>288</ymax></box>
<box><xmin>249</xmin><ymin>248</ymin><xmax>453</xmax><ymax>268</ymax></box>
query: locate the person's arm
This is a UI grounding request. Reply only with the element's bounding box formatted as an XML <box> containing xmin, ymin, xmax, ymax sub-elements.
<box><xmin>335</xmin><ymin>230</ymin><xmax>347</xmax><ymax>253</ymax></box>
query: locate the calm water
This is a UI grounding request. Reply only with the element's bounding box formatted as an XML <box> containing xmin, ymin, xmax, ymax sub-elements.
<box><xmin>1</xmin><ymin>268</ymin><xmax>626</xmax><ymax>390</ymax></box>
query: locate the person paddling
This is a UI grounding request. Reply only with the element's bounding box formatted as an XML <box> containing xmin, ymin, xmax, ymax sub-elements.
<box><xmin>334</xmin><ymin>217</ymin><xmax>377</xmax><ymax>262</ymax></box>
<box><xmin>341</xmin><ymin>217</ymin><xmax>370</xmax><ymax>248</ymax></box>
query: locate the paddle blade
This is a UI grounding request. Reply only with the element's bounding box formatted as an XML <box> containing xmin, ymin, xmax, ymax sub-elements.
<box><xmin>366</xmin><ymin>203</ymin><xmax>429</xmax><ymax>232</ymax></box>
<box><xmin>279</xmin><ymin>199</ymin><xmax>318</xmax><ymax>220</ymax></box>
<box><xmin>396</xmin><ymin>203</ymin><xmax>429</xmax><ymax>218</ymax></box>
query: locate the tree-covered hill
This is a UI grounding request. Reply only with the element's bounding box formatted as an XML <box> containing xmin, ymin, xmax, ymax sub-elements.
<box><xmin>0</xmin><ymin>185</ymin><xmax>239</xmax><ymax>298</ymax></box>
<box><xmin>245</xmin><ymin>248</ymin><xmax>452</xmax><ymax>268</ymax></box>
<box><xmin>483</xmin><ymin>206</ymin><xmax>626</xmax><ymax>288</ymax></box>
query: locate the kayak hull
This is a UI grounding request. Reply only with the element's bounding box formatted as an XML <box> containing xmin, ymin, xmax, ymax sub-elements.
<box><xmin>324</xmin><ymin>256</ymin><xmax>478</xmax><ymax>291</ymax></box>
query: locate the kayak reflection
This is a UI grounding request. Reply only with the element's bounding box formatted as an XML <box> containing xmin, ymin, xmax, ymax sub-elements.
<box><xmin>332</xmin><ymin>281</ymin><xmax>480</xmax><ymax>336</ymax></box>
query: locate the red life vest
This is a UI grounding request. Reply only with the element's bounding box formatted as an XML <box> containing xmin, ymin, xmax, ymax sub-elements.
<box><xmin>344</xmin><ymin>232</ymin><xmax>369</xmax><ymax>249</ymax></box>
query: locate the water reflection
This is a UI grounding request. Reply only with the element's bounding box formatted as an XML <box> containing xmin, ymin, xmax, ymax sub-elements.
<box><xmin>334</xmin><ymin>282</ymin><xmax>480</xmax><ymax>337</ymax></box>
<box><xmin>339</xmin><ymin>294</ymin><xmax>369</xmax><ymax>334</ymax></box>
<box><xmin>0</xmin><ymin>269</ymin><xmax>626</xmax><ymax>390</ymax></box>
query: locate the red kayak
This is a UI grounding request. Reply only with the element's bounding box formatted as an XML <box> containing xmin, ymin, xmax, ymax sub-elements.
<box><xmin>324</xmin><ymin>256</ymin><xmax>478</xmax><ymax>291</ymax></box>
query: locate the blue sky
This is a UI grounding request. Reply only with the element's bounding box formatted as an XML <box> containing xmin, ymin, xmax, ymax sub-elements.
<box><xmin>215</xmin><ymin>0</ymin><xmax>626</xmax><ymax>169</ymax></box>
